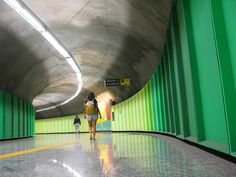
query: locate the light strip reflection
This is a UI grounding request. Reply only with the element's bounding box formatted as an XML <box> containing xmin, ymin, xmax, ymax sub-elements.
<box><xmin>51</xmin><ymin>159</ymin><xmax>82</xmax><ymax>177</ymax></box>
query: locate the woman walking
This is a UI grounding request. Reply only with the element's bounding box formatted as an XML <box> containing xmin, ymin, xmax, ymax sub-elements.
<box><xmin>84</xmin><ymin>92</ymin><xmax>101</xmax><ymax>140</ymax></box>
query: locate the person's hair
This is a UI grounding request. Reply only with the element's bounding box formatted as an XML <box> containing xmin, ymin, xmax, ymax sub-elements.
<box><xmin>87</xmin><ymin>91</ymin><xmax>95</xmax><ymax>101</ymax></box>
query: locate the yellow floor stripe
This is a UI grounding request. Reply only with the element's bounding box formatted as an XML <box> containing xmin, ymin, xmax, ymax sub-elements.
<box><xmin>0</xmin><ymin>133</ymin><xmax>104</xmax><ymax>159</ymax></box>
<box><xmin>0</xmin><ymin>140</ymin><xmax>79</xmax><ymax>159</ymax></box>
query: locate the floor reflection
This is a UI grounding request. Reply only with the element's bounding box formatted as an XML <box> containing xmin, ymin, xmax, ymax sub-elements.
<box><xmin>0</xmin><ymin>133</ymin><xmax>236</xmax><ymax>177</ymax></box>
<box><xmin>50</xmin><ymin>159</ymin><xmax>82</xmax><ymax>177</ymax></box>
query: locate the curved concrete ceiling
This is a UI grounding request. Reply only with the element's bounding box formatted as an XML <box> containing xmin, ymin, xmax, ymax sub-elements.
<box><xmin>0</xmin><ymin>0</ymin><xmax>172</xmax><ymax>118</ymax></box>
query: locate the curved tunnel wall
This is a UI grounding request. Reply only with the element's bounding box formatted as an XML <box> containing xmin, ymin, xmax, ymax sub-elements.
<box><xmin>34</xmin><ymin>0</ymin><xmax>236</xmax><ymax>157</ymax></box>
<box><xmin>35</xmin><ymin>113</ymin><xmax>111</xmax><ymax>133</ymax></box>
<box><xmin>0</xmin><ymin>90</ymin><xmax>35</xmax><ymax>140</ymax></box>
<box><xmin>35</xmin><ymin>114</ymin><xmax>88</xmax><ymax>134</ymax></box>
<box><xmin>112</xmin><ymin>0</ymin><xmax>236</xmax><ymax>157</ymax></box>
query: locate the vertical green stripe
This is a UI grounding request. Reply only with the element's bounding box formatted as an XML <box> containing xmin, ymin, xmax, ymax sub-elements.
<box><xmin>173</xmin><ymin>4</ymin><xmax>190</xmax><ymax>137</ymax></box>
<box><xmin>157</xmin><ymin>66</ymin><xmax>163</xmax><ymax>131</ymax></box>
<box><xmin>148</xmin><ymin>81</ymin><xmax>154</xmax><ymax>130</ymax></box>
<box><xmin>139</xmin><ymin>92</ymin><xmax>143</xmax><ymax>130</ymax></box>
<box><xmin>5</xmin><ymin>92</ymin><xmax>12</xmax><ymax>138</ymax></box>
<box><xmin>171</xmin><ymin>13</ymin><xmax>183</xmax><ymax>136</ymax></box>
<box><xmin>210</xmin><ymin>0</ymin><xmax>236</xmax><ymax>154</ymax></box>
<box><xmin>149</xmin><ymin>81</ymin><xmax>154</xmax><ymax>130</ymax></box>
<box><xmin>168</xmin><ymin>26</ymin><xmax>180</xmax><ymax>135</ymax></box>
<box><xmin>132</xmin><ymin>97</ymin><xmax>136</xmax><ymax>130</ymax></box>
<box><xmin>112</xmin><ymin>107</ymin><xmax>116</xmax><ymax>130</ymax></box>
<box><xmin>13</xmin><ymin>97</ymin><xmax>18</xmax><ymax>137</ymax></box>
<box><xmin>159</xmin><ymin>62</ymin><xmax>166</xmax><ymax>132</ymax></box>
<box><xmin>141</xmin><ymin>88</ymin><xmax>146</xmax><ymax>130</ymax></box>
<box><xmin>163</xmin><ymin>51</ymin><xmax>170</xmax><ymax>132</ymax></box>
<box><xmin>126</xmin><ymin>100</ymin><xmax>130</xmax><ymax>130</ymax></box>
<box><xmin>118</xmin><ymin>104</ymin><xmax>122</xmax><ymax>130</ymax></box>
<box><xmin>177</xmin><ymin>0</ymin><xmax>197</xmax><ymax>140</ymax></box>
<box><xmin>129</xmin><ymin>100</ymin><xmax>132</xmax><ymax>130</ymax></box>
<box><xmin>0</xmin><ymin>92</ymin><xmax>4</xmax><ymax>138</ymax></box>
<box><xmin>134</xmin><ymin>95</ymin><xmax>138</xmax><ymax>130</ymax></box>
<box><xmin>24</xmin><ymin>101</ymin><xmax>27</xmax><ymax>136</ymax></box>
<box><xmin>166</xmin><ymin>34</ymin><xmax>175</xmax><ymax>134</ymax></box>
<box><xmin>117</xmin><ymin>105</ymin><xmax>120</xmax><ymax>130</ymax></box>
<box><xmin>152</xmin><ymin>73</ymin><xmax>158</xmax><ymax>131</ymax></box>
<box><xmin>142</xmin><ymin>89</ymin><xmax>147</xmax><ymax>130</ymax></box>
<box><xmin>145</xmin><ymin>85</ymin><xmax>150</xmax><ymax>130</ymax></box>
<box><xmin>121</xmin><ymin>103</ymin><xmax>123</xmax><ymax>130</ymax></box>
<box><xmin>123</xmin><ymin>102</ymin><xmax>126</xmax><ymax>130</ymax></box>
<box><xmin>182</xmin><ymin>0</ymin><xmax>204</xmax><ymax>142</ymax></box>
<box><xmin>129</xmin><ymin>98</ymin><xmax>132</xmax><ymax>130</ymax></box>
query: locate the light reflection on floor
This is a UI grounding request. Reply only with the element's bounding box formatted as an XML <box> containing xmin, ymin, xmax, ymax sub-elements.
<box><xmin>0</xmin><ymin>133</ymin><xmax>236</xmax><ymax>177</ymax></box>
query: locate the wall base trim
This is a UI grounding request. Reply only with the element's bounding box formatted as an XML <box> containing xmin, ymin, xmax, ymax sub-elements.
<box><xmin>0</xmin><ymin>136</ymin><xmax>33</xmax><ymax>141</ymax></box>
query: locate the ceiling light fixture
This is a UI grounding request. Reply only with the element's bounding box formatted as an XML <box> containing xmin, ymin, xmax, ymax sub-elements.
<box><xmin>4</xmin><ymin>0</ymin><xmax>83</xmax><ymax>112</ymax></box>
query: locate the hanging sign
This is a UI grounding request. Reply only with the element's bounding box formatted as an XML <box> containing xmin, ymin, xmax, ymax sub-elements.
<box><xmin>105</xmin><ymin>78</ymin><xmax>130</xmax><ymax>87</ymax></box>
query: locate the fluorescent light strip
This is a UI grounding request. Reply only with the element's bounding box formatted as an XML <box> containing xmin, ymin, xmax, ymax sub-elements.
<box><xmin>4</xmin><ymin>0</ymin><xmax>44</xmax><ymax>32</ymax></box>
<box><xmin>4</xmin><ymin>0</ymin><xmax>83</xmax><ymax>112</ymax></box>
<box><xmin>42</xmin><ymin>31</ymin><xmax>71</xmax><ymax>58</ymax></box>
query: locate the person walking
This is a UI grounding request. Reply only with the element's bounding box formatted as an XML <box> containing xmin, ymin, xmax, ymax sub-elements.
<box><xmin>73</xmin><ymin>114</ymin><xmax>81</xmax><ymax>134</ymax></box>
<box><xmin>84</xmin><ymin>92</ymin><xmax>101</xmax><ymax>140</ymax></box>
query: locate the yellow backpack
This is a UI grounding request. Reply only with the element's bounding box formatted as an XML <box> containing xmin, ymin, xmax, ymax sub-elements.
<box><xmin>85</xmin><ymin>100</ymin><xmax>95</xmax><ymax>115</ymax></box>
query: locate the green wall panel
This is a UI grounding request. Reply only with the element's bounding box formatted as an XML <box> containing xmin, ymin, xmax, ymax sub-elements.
<box><xmin>148</xmin><ymin>80</ymin><xmax>155</xmax><ymax>131</ymax></box>
<box><xmin>27</xmin><ymin>103</ymin><xmax>31</xmax><ymax>136</ymax></box>
<box><xmin>168</xmin><ymin>32</ymin><xmax>177</xmax><ymax>134</ymax></box>
<box><xmin>132</xmin><ymin>97</ymin><xmax>136</xmax><ymax>130</ymax></box>
<box><xmin>171</xmin><ymin>11</ymin><xmax>187</xmax><ymax>138</ymax></box>
<box><xmin>13</xmin><ymin>97</ymin><xmax>19</xmax><ymax>137</ymax></box>
<box><xmin>152</xmin><ymin>71</ymin><xmax>159</xmax><ymax>131</ymax></box>
<box><xmin>0</xmin><ymin>92</ymin><xmax>4</xmax><ymax>138</ymax></box>
<box><xmin>166</xmin><ymin>40</ymin><xmax>175</xmax><ymax>134</ymax></box>
<box><xmin>177</xmin><ymin>0</ymin><xmax>197</xmax><ymax>142</ymax></box>
<box><xmin>187</xmin><ymin>0</ymin><xmax>229</xmax><ymax>153</ymax></box>
<box><xmin>24</xmin><ymin>101</ymin><xmax>27</xmax><ymax>136</ymax></box>
<box><xmin>158</xmin><ymin>64</ymin><xmax>166</xmax><ymax>132</ymax></box>
<box><xmin>19</xmin><ymin>99</ymin><xmax>24</xmax><ymax>137</ymax></box>
<box><xmin>141</xmin><ymin>90</ymin><xmax>146</xmax><ymax>130</ymax></box>
<box><xmin>156</xmin><ymin>67</ymin><xmax>163</xmax><ymax>132</ymax></box>
<box><xmin>0</xmin><ymin>90</ymin><xmax>35</xmax><ymax>140</ymax></box>
<box><xmin>168</xmin><ymin>26</ymin><xmax>180</xmax><ymax>136</ymax></box>
<box><xmin>35</xmin><ymin>114</ymin><xmax>89</xmax><ymax>133</ymax></box>
<box><xmin>134</xmin><ymin>95</ymin><xmax>139</xmax><ymax>130</ymax></box>
<box><xmin>162</xmin><ymin>55</ymin><xmax>170</xmax><ymax>133</ymax></box>
<box><xmin>4</xmin><ymin>92</ymin><xmax>13</xmax><ymax>138</ymax></box>
<box><xmin>145</xmin><ymin>85</ymin><xmax>150</xmax><ymax>130</ymax></box>
<box><xmin>126</xmin><ymin>101</ymin><xmax>130</xmax><ymax>130</ymax></box>
<box><xmin>210</xmin><ymin>0</ymin><xmax>236</xmax><ymax>156</ymax></box>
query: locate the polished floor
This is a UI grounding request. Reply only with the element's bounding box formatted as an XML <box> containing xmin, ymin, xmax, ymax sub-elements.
<box><xmin>0</xmin><ymin>133</ymin><xmax>236</xmax><ymax>177</ymax></box>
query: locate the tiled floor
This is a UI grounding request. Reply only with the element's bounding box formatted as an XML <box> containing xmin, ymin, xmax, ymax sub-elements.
<box><xmin>0</xmin><ymin>133</ymin><xmax>236</xmax><ymax>177</ymax></box>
